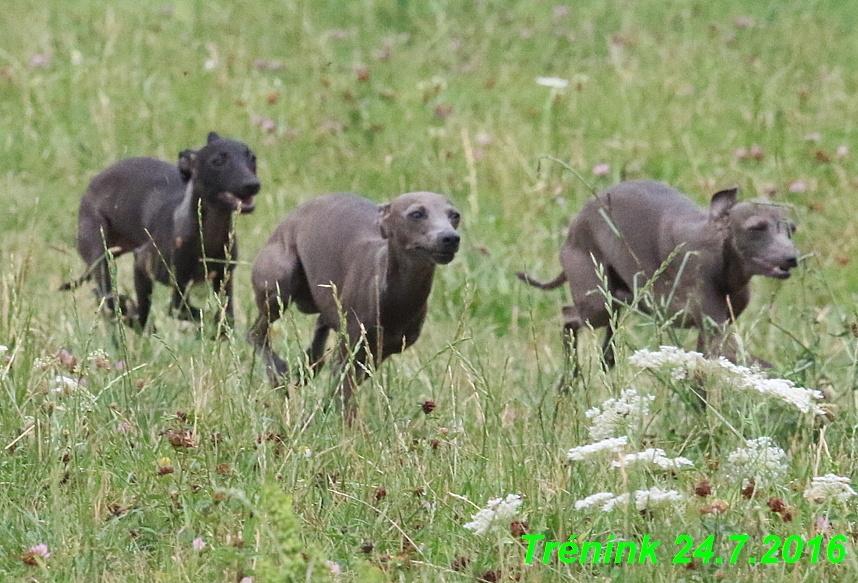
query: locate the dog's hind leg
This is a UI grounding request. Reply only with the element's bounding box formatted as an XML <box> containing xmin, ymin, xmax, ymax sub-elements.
<box><xmin>305</xmin><ymin>316</ymin><xmax>330</xmax><ymax>377</ymax></box>
<box><xmin>248</xmin><ymin>244</ymin><xmax>304</xmax><ymax>388</ymax></box>
<box><xmin>132</xmin><ymin>249</ymin><xmax>155</xmax><ymax>331</ymax></box>
<box><xmin>77</xmin><ymin>212</ymin><xmax>119</xmax><ymax>319</ymax></box>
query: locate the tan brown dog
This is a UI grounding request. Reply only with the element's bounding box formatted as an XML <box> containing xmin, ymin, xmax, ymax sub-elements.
<box><xmin>518</xmin><ymin>180</ymin><xmax>798</xmax><ymax>372</ymax></box>
<box><xmin>248</xmin><ymin>192</ymin><xmax>460</xmax><ymax>414</ymax></box>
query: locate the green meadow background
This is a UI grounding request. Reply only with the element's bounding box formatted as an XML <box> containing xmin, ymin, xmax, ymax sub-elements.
<box><xmin>1</xmin><ymin>0</ymin><xmax>857</xmax><ymax>581</ymax></box>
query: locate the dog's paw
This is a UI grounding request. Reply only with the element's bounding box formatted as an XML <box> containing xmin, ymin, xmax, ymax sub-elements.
<box><xmin>170</xmin><ymin>304</ymin><xmax>203</xmax><ymax>322</ymax></box>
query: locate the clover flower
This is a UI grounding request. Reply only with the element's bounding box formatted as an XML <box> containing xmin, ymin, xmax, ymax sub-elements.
<box><xmin>567</xmin><ymin>436</ymin><xmax>628</xmax><ymax>461</ymax></box>
<box><xmin>611</xmin><ymin>448</ymin><xmax>694</xmax><ymax>470</ymax></box>
<box><xmin>88</xmin><ymin>349</ymin><xmax>111</xmax><ymax>371</ymax></box>
<box><xmin>803</xmin><ymin>474</ymin><xmax>857</xmax><ymax>504</ymax></box>
<box><xmin>725</xmin><ymin>437</ymin><xmax>788</xmax><ymax>490</ymax></box>
<box><xmin>21</xmin><ymin>543</ymin><xmax>50</xmax><ymax>565</ymax></box>
<box><xmin>463</xmin><ymin>494</ymin><xmax>522</xmax><ymax>536</ymax></box>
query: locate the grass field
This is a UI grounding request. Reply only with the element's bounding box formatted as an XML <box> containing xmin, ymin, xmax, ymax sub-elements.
<box><xmin>1</xmin><ymin>0</ymin><xmax>858</xmax><ymax>581</ymax></box>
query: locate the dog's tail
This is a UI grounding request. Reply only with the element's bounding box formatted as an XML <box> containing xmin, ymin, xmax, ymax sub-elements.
<box><xmin>515</xmin><ymin>271</ymin><xmax>566</xmax><ymax>290</ymax></box>
<box><xmin>59</xmin><ymin>246</ymin><xmax>124</xmax><ymax>291</ymax></box>
<box><xmin>59</xmin><ymin>273</ymin><xmax>90</xmax><ymax>291</ymax></box>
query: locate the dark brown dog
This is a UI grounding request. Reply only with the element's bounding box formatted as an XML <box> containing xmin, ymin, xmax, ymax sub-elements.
<box><xmin>64</xmin><ymin>132</ymin><xmax>260</xmax><ymax>331</ymax></box>
<box><xmin>247</xmin><ymin>192</ymin><xmax>460</xmax><ymax>414</ymax></box>
<box><xmin>518</xmin><ymin>180</ymin><xmax>798</xmax><ymax>371</ymax></box>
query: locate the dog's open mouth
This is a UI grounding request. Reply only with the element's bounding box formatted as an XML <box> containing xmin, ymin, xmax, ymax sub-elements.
<box><xmin>217</xmin><ymin>191</ymin><xmax>256</xmax><ymax>214</ymax></box>
<box><xmin>754</xmin><ymin>258</ymin><xmax>792</xmax><ymax>280</ymax></box>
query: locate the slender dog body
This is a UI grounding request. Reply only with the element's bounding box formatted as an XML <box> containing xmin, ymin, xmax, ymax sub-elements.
<box><xmin>248</xmin><ymin>192</ymin><xmax>461</xmax><ymax>411</ymax></box>
<box><xmin>518</xmin><ymin>180</ymin><xmax>798</xmax><ymax>367</ymax></box>
<box><xmin>68</xmin><ymin>132</ymin><xmax>260</xmax><ymax>330</ymax></box>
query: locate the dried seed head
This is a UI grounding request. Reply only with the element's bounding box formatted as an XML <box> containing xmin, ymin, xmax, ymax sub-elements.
<box><xmin>699</xmin><ymin>498</ymin><xmax>729</xmax><ymax>515</ymax></box>
<box><xmin>767</xmin><ymin>497</ymin><xmax>787</xmax><ymax>514</ymax></box>
<box><xmin>694</xmin><ymin>480</ymin><xmax>713</xmax><ymax>497</ymax></box>
<box><xmin>510</xmin><ymin>520</ymin><xmax>529</xmax><ymax>538</ymax></box>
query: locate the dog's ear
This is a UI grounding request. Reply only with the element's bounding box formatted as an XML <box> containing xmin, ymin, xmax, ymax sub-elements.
<box><xmin>709</xmin><ymin>187</ymin><xmax>738</xmax><ymax>220</ymax></box>
<box><xmin>178</xmin><ymin>149</ymin><xmax>197</xmax><ymax>181</ymax></box>
<box><xmin>378</xmin><ymin>203</ymin><xmax>392</xmax><ymax>239</ymax></box>
<box><xmin>207</xmin><ymin>132</ymin><xmax>221</xmax><ymax>144</ymax></box>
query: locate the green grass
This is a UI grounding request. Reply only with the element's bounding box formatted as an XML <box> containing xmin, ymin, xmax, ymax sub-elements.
<box><xmin>1</xmin><ymin>0</ymin><xmax>858</xmax><ymax>581</ymax></box>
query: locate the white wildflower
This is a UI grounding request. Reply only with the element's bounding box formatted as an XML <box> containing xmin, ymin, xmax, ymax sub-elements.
<box><xmin>585</xmin><ymin>388</ymin><xmax>653</xmax><ymax>440</ymax></box>
<box><xmin>566</xmin><ymin>436</ymin><xmax>628</xmax><ymax>461</ymax></box>
<box><xmin>0</xmin><ymin>345</ymin><xmax>7</xmax><ymax>354</ymax></box>
<box><xmin>612</xmin><ymin>448</ymin><xmax>694</xmax><ymax>470</ymax></box>
<box><xmin>634</xmin><ymin>486</ymin><xmax>685</xmax><ymax>510</ymax></box>
<box><xmin>51</xmin><ymin>375</ymin><xmax>80</xmax><ymax>395</ymax></box>
<box><xmin>725</xmin><ymin>437</ymin><xmax>788</xmax><ymax>490</ymax></box>
<box><xmin>574</xmin><ymin>492</ymin><xmax>616</xmax><ymax>511</ymax></box>
<box><xmin>535</xmin><ymin>76</ymin><xmax>569</xmax><ymax>89</ymax></box>
<box><xmin>803</xmin><ymin>474</ymin><xmax>857</xmax><ymax>504</ymax></box>
<box><xmin>584</xmin><ymin>488</ymin><xmax>683</xmax><ymax>513</ymax></box>
<box><xmin>463</xmin><ymin>494</ymin><xmax>522</xmax><ymax>536</ymax></box>
<box><xmin>629</xmin><ymin>345</ymin><xmax>706</xmax><ymax>380</ymax></box>
<box><xmin>715</xmin><ymin>357</ymin><xmax>825</xmax><ymax>415</ymax></box>
<box><xmin>33</xmin><ymin>356</ymin><xmax>55</xmax><ymax>371</ymax></box>
<box><xmin>601</xmin><ymin>493</ymin><xmax>629</xmax><ymax>512</ymax></box>
<box><xmin>630</xmin><ymin>346</ymin><xmax>826</xmax><ymax>415</ymax></box>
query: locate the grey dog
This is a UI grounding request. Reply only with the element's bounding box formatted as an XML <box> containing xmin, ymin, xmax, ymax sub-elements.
<box><xmin>64</xmin><ymin>132</ymin><xmax>260</xmax><ymax>331</ymax></box>
<box><xmin>247</xmin><ymin>192</ymin><xmax>461</xmax><ymax>415</ymax></box>
<box><xmin>518</xmin><ymin>180</ymin><xmax>798</xmax><ymax>372</ymax></box>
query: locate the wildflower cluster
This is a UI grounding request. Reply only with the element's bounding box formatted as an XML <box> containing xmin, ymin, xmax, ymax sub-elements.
<box><xmin>568</xmin><ymin>390</ymin><xmax>689</xmax><ymax>515</ymax></box>
<box><xmin>574</xmin><ymin>487</ymin><xmax>684</xmax><ymax>513</ymax></box>
<box><xmin>463</xmin><ymin>494</ymin><xmax>523</xmax><ymax>536</ymax></box>
<box><xmin>611</xmin><ymin>448</ymin><xmax>694</xmax><ymax>470</ymax></box>
<box><xmin>585</xmin><ymin>388</ymin><xmax>654</xmax><ymax>441</ymax></box>
<box><xmin>566</xmin><ymin>436</ymin><xmax>627</xmax><ymax>461</ymax></box>
<box><xmin>803</xmin><ymin>474</ymin><xmax>857</xmax><ymax>504</ymax></box>
<box><xmin>725</xmin><ymin>437</ymin><xmax>788</xmax><ymax>490</ymax></box>
<box><xmin>630</xmin><ymin>346</ymin><xmax>826</xmax><ymax>415</ymax></box>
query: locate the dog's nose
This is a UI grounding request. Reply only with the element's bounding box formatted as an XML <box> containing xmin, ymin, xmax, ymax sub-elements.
<box><xmin>241</xmin><ymin>180</ymin><xmax>261</xmax><ymax>197</ymax></box>
<box><xmin>440</xmin><ymin>232</ymin><xmax>460</xmax><ymax>252</ymax></box>
<box><xmin>784</xmin><ymin>255</ymin><xmax>798</xmax><ymax>269</ymax></box>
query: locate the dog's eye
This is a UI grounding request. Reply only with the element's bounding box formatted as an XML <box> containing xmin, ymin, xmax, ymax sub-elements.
<box><xmin>408</xmin><ymin>209</ymin><xmax>426</xmax><ymax>220</ymax></box>
<box><xmin>747</xmin><ymin>220</ymin><xmax>768</xmax><ymax>232</ymax></box>
<box><xmin>449</xmin><ymin>211</ymin><xmax>461</xmax><ymax>223</ymax></box>
<box><xmin>211</xmin><ymin>153</ymin><xmax>227</xmax><ymax>167</ymax></box>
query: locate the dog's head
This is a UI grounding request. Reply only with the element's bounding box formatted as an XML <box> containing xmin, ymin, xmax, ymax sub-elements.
<box><xmin>179</xmin><ymin>132</ymin><xmax>261</xmax><ymax>214</ymax></box>
<box><xmin>709</xmin><ymin>187</ymin><xmax>798</xmax><ymax>280</ymax></box>
<box><xmin>379</xmin><ymin>192</ymin><xmax>461</xmax><ymax>264</ymax></box>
